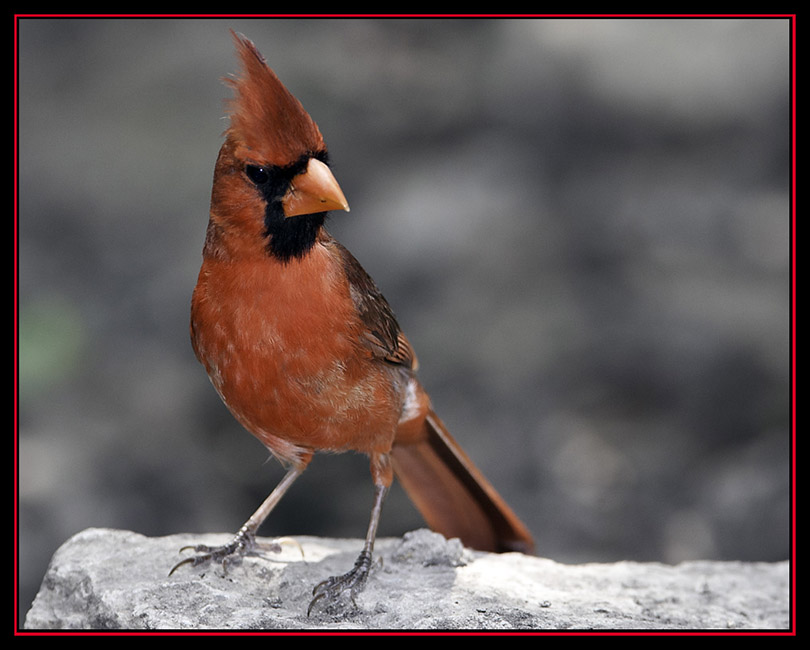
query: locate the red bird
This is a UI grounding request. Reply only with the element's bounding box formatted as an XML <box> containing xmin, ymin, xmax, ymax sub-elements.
<box><xmin>173</xmin><ymin>32</ymin><xmax>534</xmax><ymax>612</ymax></box>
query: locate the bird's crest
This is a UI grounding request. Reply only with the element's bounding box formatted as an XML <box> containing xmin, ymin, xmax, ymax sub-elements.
<box><xmin>224</xmin><ymin>31</ymin><xmax>325</xmax><ymax>166</ymax></box>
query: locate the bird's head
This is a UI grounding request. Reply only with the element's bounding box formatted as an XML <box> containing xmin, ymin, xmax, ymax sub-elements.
<box><xmin>207</xmin><ymin>32</ymin><xmax>349</xmax><ymax>262</ymax></box>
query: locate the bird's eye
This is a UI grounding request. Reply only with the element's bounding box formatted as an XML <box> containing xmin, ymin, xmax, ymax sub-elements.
<box><xmin>245</xmin><ymin>165</ymin><xmax>270</xmax><ymax>185</ymax></box>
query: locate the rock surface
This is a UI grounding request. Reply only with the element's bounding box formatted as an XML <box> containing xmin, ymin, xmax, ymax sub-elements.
<box><xmin>23</xmin><ymin>528</ymin><xmax>790</xmax><ymax>631</ymax></box>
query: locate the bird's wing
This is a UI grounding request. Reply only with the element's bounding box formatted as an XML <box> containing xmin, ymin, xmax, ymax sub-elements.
<box><xmin>331</xmin><ymin>239</ymin><xmax>416</xmax><ymax>370</ymax></box>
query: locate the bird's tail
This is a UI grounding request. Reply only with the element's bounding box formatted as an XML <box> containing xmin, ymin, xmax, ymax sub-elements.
<box><xmin>390</xmin><ymin>409</ymin><xmax>534</xmax><ymax>554</ymax></box>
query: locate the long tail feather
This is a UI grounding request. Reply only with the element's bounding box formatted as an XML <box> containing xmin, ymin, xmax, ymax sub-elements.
<box><xmin>391</xmin><ymin>409</ymin><xmax>534</xmax><ymax>554</ymax></box>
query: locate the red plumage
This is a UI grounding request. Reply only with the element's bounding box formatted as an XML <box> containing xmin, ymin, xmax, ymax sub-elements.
<box><xmin>174</xmin><ymin>32</ymin><xmax>533</xmax><ymax>613</ymax></box>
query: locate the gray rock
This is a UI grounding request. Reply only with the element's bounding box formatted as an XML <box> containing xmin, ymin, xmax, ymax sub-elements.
<box><xmin>23</xmin><ymin>528</ymin><xmax>790</xmax><ymax>631</ymax></box>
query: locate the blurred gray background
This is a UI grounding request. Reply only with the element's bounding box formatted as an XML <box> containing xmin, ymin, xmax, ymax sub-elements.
<box><xmin>18</xmin><ymin>17</ymin><xmax>791</xmax><ymax>624</ymax></box>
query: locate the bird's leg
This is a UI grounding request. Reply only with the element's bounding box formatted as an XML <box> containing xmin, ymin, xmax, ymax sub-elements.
<box><xmin>308</xmin><ymin>453</ymin><xmax>391</xmax><ymax>615</ymax></box>
<box><xmin>170</xmin><ymin>464</ymin><xmax>304</xmax><ymax>575</ymax></box>
<box><xmin>308</xmin><ymin>482</ymin><xmax>388</xmax><ymax>615</ymax></box>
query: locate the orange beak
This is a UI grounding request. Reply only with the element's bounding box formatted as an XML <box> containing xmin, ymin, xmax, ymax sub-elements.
<box><xmin>282</xmin><ymin>158</ymin><xmax>350</xmax><ymax>218</ymax></box>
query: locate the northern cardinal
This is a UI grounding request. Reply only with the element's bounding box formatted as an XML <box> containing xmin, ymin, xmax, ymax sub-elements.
<box><xmin>172</xmin><ymin>32</ymin><xmax>534</xmax><ymax>613</ymax></box>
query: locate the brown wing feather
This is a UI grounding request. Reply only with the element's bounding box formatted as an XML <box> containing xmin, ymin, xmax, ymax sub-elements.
<box><xmin>332</xmin><ymin>239</ymin><xmax>415</xmax><ymax>370</ymax></box>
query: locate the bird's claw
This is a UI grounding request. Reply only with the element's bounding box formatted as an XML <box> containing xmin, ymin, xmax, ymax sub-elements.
<box><xmin>168</xmin><ymin>529</ymin><xmax>257</xmax><ymax>576</ymax></box>
<box><xmin>266</xmin><ymin>536</ymin><xmax>304</xmax><ymax>559</ymax></box>
<box><xmin>307</xmin><ymin>549</ymin><xmax>373</xmax><ymax>616</ymax></box>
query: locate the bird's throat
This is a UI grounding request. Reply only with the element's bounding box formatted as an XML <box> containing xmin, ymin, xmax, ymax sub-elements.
<box><xmin>264</xmin><ymin>210</ymin><xmax>326</xmax><ymax>262</ymax></box>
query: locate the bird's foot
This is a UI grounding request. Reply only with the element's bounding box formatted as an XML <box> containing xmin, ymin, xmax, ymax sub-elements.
<box><xmin>307</xmin><ymin>549</ymin><xmax>374</xmax><ymax>616</ymax></box>
<box><xmin>169</xmin><ymin>527</ymin><xmax>274</xmax><ymax>575</ymax></box>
